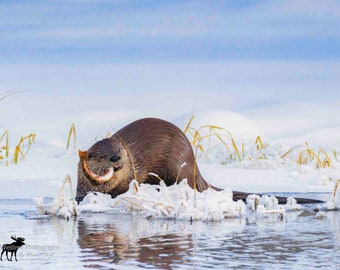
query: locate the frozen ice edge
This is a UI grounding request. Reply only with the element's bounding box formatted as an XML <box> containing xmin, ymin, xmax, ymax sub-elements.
<box><xmin>34</xmin><ymin>179</ymin><xmax>331</xmax><ymax>222</ymax></box>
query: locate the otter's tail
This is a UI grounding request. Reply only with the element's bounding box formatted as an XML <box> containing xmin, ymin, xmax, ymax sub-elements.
<box><xmin>233</xmin><ymin>191</ymin><xmax>324</xmax><ymax>204</ymax></box>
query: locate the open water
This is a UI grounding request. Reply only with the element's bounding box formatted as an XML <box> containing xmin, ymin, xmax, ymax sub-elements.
<box><xmin>0</xmin><ymin>193</ymin><xmax>339</xmax><ymax>270</ymax></box>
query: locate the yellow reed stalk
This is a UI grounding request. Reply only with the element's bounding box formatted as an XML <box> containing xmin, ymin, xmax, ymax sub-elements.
<box><xmin>189</xmin><ymin>125</ymin><xmax>222</xmax><ymax>144</ymax></box>
<box><xmin>242</xmin><ymin>143</ymin><xmax>246</xmax><ymax>158</ymax></box>
<box><xmin>192</xmin><ymin>138</ymin><xmax>202</xmax><ymax>207</ymax></box>
<box><xmin>60</xmin><ymin>175</ymin><xmax>77</xmax><ymax>216</ymax></box>
<box><xmin>333</xmin><ymin>179</ymin><xmax>340</xmax><ymax>202</ymax></box>
<box><xmin>228</xmin><ymin>131</ymin><xmax>241</xmax><ymax>162</ymax></box>
<box><xmin>13</xmin><ymin>146</ymin><xmax>19</xmax><ymax>164</ymax></box>
<box><xmin>175</xmin><ymin>162</ymin><xmax>187</xmax><ymax>184</ymax></box>
<box><xmin>0</xmin><ymin>130</ymin><xmax>10</xmax><ymax>160</ymax></box>
<box><xmin>308</xmin><ymin>147</ymin><xmax>315</xmax><ymax>162</ymax></box>
<box><xmin>317</xmin><ymin>149</ymin><xmax>331</xmax><ymax>168</ymax></box>
<box><xmin>298</xmin><ymin>153</ymin><xmax>307</xmax><ymax>165</ymax></box>
<box><xmin>297</xmin><ymin>152</ymin><xmax>305</xmax><ymax>165</ymax></box>
<box><xmin>281</xmin><ymin>147</ymin><xmax>296</xmax><ymax>159</ymax></box>
<box><xmin>193</xmin><ymin>147</ymin><xmax>198</xmax><ymax>192</ymax></box>
<box><xmin>184</xmin><ymin>117</ymin><xmax>269</xmax><ymax>163</ymax></box>
<box><xmin>191</xmin><ymin>130</ymin><xmax>201</xmax><ymax>146</ymax></box>
<box><xmin>50</xmin><ymin>175</ymin><xmax>78</xmax><ymax>218</ymax></box>
<box><xmin>13</xmin><ymin>133</ymin><xmax>36</xmax><ymax>164</ymax></box>
<box><xmin>211</xmin><ymin>127</ymin><xmax>231</xmax><ymax>153</ymax></box>
<box><xmin>188</xmin><ymin>123</ymin><xmax>243</xmax><ymax>162</ymax></box>
<box><xmin>183</xmin><ymin>115</ymin><xmax>195</xmax><ymax>135</ymax></box>
<box><xmin>298</xmin><ymin>148</ymin><xmax>315</xmax><ymax>165</ymax></box>
<box><xmin>255</xmin><ymin>136</ymin><xmax>265</xmax><ymax>150</ymax></box>
<box><xmin>292</xmin><ymin>145</ymin><xmax>332</xmax><ymax>169</ymax></box>
<box><xmin>322</xmin><ymin>159</ymin><xmax>331</xmax><ymax>168</ymax></box>
<box><xmin>328</xmin><ymin>179</ymin><xmax>340</xmax><ymax>210</ymax></box>
<box><xmin>66</xmin><ymin>123</ymin><xmax>77</xmax><ymax>151</ymax></box>
<box><xmin>282</xmin><ymin>143</ymin><xmax>309</xmax><ymax>160</ymax></box>
<box><xmin>148</xmin><ymin>172</ymin><xmax>164</xmax><ymax>182</ymax></box>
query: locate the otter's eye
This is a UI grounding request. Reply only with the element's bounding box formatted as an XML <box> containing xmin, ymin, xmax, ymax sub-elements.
<box><xmin>87</xmin><ymin>153</ymin><xmax>93</xmax><ymax>160</ymax></box>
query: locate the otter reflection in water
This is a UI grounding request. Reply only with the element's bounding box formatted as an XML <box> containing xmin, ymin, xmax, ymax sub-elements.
<box><xmin>77</xmin><ymin>215</ymin><xmax>196</xmax><ymax>268</ymax></box>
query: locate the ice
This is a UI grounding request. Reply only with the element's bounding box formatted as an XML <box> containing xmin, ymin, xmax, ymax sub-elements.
<box><xmin>78</xmin><ymin>179</ymin><xmax>245</xmax><ymax>221</ymax></box>
<box><xmin>33</xmin><ymin>176</ymin><xmax>332</xmax><ymax>222</ymax></box>
<box><xmin>285</xmin><ymin>197</ymin><xmax>302</xmax><ymax>211</ymax></box>
<box><xmin>246</xmin><ymin>194</ymin><xmax>287</xmax><ymax>216</ymax></box>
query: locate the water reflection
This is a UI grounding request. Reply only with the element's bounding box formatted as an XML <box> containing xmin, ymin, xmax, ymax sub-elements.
<box><xmin>77</xmin><ymin>214</ymin><xmax>245</xmax><ymax>269</ymax></box>
<box><xmin>75</xmin><ymin>211</ymin><xmax>340</xmax><ymax>269</ymax></box>
<box><xmin>1</xmin><ymin>199</ymin><xmax>340</xmax><ymax>269</ymax></box>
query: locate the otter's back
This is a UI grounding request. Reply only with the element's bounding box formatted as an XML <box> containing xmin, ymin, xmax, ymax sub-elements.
<box><xmin>114</xmin><ymin>118</ymin><xmax>211</xmax><ymax>190</ymax></box>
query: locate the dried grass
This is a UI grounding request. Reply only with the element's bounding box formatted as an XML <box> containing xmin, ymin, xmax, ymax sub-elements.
<box><xmin>281</xmin><ymin>143</ymin><xmax>332</xmax><ymax>169</ymax></box>
<box><xmin>0</xmin><ymin>130</ymin><xmax>9</xmax><ymax>163</ymax></box>
<box><xmin>184</xmin><ymin>115</ymin><xmax>337</xmax><ymax>170</ymax></box>
<box><xmin>13</xmin><ymin>134</ymin><xmax>36</xmax><ymax>164</ymax></box>
<box><xmin>184</xmin><ymin>115</ymin><xmax>256</xmax><ymax>163</ymax></box>
<box><xmin>0</xmin><ymin>132</ymin><xmax>36</xmax><ymax>165</ymax></box>
<box><xmin>1</xmin><ymin>90</ymin><xmax>35</xmax><ymax>165</ymax></box>
<box><xmin>328</xmin><ymin>179</ymin><xmax>340</xmax><ymax>210</ymax></box>
<box><xmin>66</xmin><ymin>123</ymin><xmax>77</xmax><ymax>151</ymax></box>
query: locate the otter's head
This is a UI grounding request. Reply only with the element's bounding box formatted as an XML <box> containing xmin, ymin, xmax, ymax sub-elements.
<box><xmin>76</xmin><ymin>137</ymin><xmax>129</xmax><ymax>202</ymax></box>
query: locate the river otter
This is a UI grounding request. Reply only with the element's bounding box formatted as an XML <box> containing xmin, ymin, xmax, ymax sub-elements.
<box><xmin>76</xmin><ymin>118</ymin><xmax>323</xmax><ymax>204</ymax></box>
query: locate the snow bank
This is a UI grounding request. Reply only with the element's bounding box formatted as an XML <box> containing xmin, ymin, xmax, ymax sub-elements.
<box><xmin>79</xmin><ymin>179</ymin><xmax>245</xmax><ymax>222</ymax></box>
<box><xmin>34</xmin><ymin>177</ymin><xmax>339</xmax><ymax>222</ymax></box>
<box><xmin>188</xmin><ymin>110</ymin><xmax>263</xmax><ymax>144</ymax></box>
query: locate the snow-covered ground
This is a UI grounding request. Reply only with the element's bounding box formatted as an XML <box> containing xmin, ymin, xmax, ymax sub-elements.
<box><xmin>1</xmin><ymin>92</ymin><xmax>339</xmax><ymax>208</ymax></box>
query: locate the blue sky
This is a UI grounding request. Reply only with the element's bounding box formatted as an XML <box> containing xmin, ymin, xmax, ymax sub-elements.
<box><xmin>1</xmin><ymin>0</ymin><xmax>340</xmax><ymax>108</ymax></box>
<box><xmin>1</xmin><ymin>0</ymin><xmax>339</xmax><ymax>63</ymax></box>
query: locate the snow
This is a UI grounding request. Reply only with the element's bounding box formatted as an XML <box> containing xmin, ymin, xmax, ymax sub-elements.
<box><xmin>36</xmin><ymin>179</ymin><xmax>316</xmax><ymax>222</ymax></box>
<box><xmin>1</xmin><ymin>92</ymin><xmax>340</xmax><ymax>220</ymax></box>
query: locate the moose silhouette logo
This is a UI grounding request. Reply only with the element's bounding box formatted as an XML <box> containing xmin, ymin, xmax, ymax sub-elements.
<box><xmin>1</xmin><ymin>235</ymin><xmax>25</xmax><ymax>261</ymax></box>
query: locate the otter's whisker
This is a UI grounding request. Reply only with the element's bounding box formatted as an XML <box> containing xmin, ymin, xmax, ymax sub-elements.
<box><xmin>116</xmin><ymin>133</ymin><xmax>137</xmax><ymax>180</ymax></box>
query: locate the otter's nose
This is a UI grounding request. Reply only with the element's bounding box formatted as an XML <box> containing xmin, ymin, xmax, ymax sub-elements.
<box><xmin>110</xmin><ymin>154</ymin><xmax>121</xmax><ymax>163</ymax></box>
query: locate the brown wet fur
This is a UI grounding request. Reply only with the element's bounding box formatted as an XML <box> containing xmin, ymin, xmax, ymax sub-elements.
<box><xmin>76</xmin><ymin>118</ymin><xmax>323</xmax><ymax>204</ymax></box>
<box><xmin>76</xmin><ymin>118</ymin><xmax>219</xmax><ymax>202</ymax></box>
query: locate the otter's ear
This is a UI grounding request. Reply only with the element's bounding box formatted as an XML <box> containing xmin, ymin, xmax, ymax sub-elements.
<box><xmin>79</xmin><ymin>150</ymin><xmax>87</xmax><ymax>160</ymax></box>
